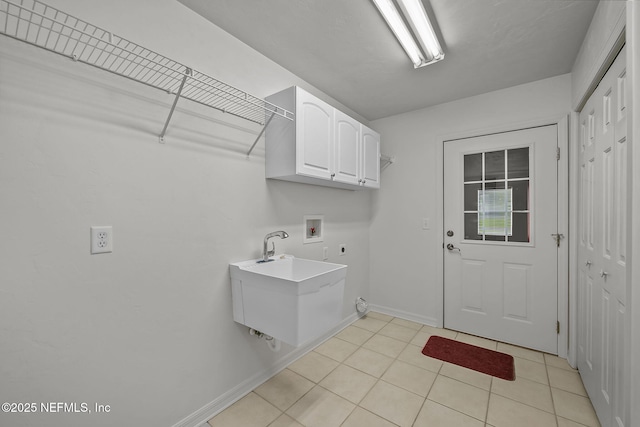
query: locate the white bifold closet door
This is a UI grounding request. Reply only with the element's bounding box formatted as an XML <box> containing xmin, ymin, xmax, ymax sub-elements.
<box><xmin>577</xmin><ymin>45</ymin><xmax>628</xmax><ymax>427</ymax></box>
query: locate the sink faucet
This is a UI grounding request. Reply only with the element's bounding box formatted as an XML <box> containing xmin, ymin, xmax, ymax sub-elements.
<box><xmin>262</xmin><ymin>231</ymin><xmax>289</xmax><ymax>262</ymax></box>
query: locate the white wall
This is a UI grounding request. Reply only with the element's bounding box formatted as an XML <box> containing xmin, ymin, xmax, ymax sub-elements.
<box><xmin>0</xmin><ymin>1</ymin><xmax>371</xmax><ymax>426</ymax></box>
<box><xmin>369</xmin><ymin>74</ymin><xmax>572</xmax><ymax>325</ymax></box>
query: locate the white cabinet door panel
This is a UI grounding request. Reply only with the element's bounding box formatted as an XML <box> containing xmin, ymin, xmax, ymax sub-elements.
<box><xmin>361</xmin><ymin>125</ymin><xmax>380</xmax><ymax>188</ymax></box>
<box><xmin>334</xmin><ymin>109</ymin><xmax>360</xmax><ymax>185</ymax></box>
<box><xmin>296</xmin><ymin>89</ymin><xmax>333</xmax><ymax>180</ymax></box>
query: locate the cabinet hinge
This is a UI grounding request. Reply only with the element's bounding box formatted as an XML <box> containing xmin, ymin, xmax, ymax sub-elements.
<box><xmin>556</xmin><ymin>147</ymin><xmax>561</xmax><ymax>160</ymax></box>
<box><xmin>557</xmin><ymin>321</ymin><xmax>560</xmax><ymax>334</ymax></box>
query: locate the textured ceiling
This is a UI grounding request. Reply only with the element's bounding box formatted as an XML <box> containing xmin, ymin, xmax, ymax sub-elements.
<box><xmin>178</xmin><ymin>0</ymin><xmax>598</xmax><ymax>121</ymax></box>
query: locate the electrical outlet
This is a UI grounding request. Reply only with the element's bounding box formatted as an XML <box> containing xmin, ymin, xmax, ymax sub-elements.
<box><xmin>91</xmin><ymin>226</ymin><xmax>113</xmax><ymax>254</ymax></box>
<box><xmin>339</xmin><ymin>244</ymin><xmax>347</xmax><ymax>256</ymax></box>
<box><xmin>323</xmin><ymin>247</ymin><xmax>329</xmax><ymax>260</ymax></box>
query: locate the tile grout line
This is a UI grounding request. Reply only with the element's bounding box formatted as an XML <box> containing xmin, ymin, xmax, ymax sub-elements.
<box><xmin>544</xmin><ymin>355</ymin><xmax>561</xmax><ymax>427</ymax></box>
<box><xmin>485</xmin><ymin>375</ymin><xmax>493</xmax><ymax>426</ymax></box>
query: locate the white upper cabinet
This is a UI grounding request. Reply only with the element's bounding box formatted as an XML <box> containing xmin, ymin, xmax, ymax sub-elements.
<box><xmin>265</xmin><ymin>86</ymin><xmax>380</xmax><ymax>190</ymax></box>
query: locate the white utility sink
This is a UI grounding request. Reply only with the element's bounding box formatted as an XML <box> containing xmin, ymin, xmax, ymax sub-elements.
<box><xmin>230</xmin><ymin>255</ymin><xmax>347</xmax><ymax>346</ymax></box>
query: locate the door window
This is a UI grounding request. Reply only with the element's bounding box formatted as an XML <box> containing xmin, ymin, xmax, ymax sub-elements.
<box><xmin>463</xmin><ymin>147</ymin><xmax>530</xmax><ymax>243</ymax></box>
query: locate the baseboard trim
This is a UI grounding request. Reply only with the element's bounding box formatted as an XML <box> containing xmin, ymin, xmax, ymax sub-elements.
<box><xmin>368</xmin><ymin>304</ymin><xmax>438</xmax><ymax>328</ymax></box>
<box><xmin>171</xmin><ymin>312</ymin><xmax>359</xmax><ymax>427</ymax></box>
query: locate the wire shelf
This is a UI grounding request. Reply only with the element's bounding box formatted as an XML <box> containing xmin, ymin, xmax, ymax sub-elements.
<box><xmin>0</xmin><ymin>0</ymin><xmax>294</xmax><ymax>147</ymax></box>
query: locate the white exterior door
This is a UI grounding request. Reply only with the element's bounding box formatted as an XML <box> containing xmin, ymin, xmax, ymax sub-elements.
<box><xmin>443</xmin><ymin>125</ymin><xmax>559</xmax><ymax>354</ymax></box>
<box><xmin>577</xmin><ymin>46</ymin><xmax>627</xmax><ymax>427</ymax></box>
<box><xmin>295</xmin><ymin>88</ymin><xmax>333</xmax><ymax>180</ymax></box>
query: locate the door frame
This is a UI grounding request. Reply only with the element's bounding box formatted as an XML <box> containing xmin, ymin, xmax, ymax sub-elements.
<box><xmin>629</xmin><ymin>3</ymin><xmax>640</xmax><ymax>424</ymax></box>
<box><xmin>435</xmin><ymin>115</ymin><xmax>569</xmax><ymax>357</ymax></box>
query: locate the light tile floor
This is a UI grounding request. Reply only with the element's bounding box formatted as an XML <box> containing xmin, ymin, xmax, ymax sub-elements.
<box><xmin>208</xmin><ymin>312</ymin><xmax>601</xmax><ymax>427</ymax></box>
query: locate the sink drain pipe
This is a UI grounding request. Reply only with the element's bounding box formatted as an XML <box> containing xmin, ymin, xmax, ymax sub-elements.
<box><xmin>249</xmin><ymin>328</ymin><xmax>281</xmax><ymax>352</ymax></box>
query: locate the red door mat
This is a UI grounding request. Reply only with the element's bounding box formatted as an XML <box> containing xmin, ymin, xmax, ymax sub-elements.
<box><xmin>422</xmin><ymin>335</ymin><xmax>515</xmax><ymax>381</ymax></box>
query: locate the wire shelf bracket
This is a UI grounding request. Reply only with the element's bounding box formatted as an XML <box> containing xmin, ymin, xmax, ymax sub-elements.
<box><xmin>159</xmin><ymin>67</ymin><xmax>191</xmax><ymax>144</ymax></box>
<box><xmin>380</xmin><ymin>153</ymin><xmax>395</xmax><ymax>171</ymax></box>
<box><xmin>0</xmin><ymin>0</ymin><xmax>294</xmax><ymax>151</ymax></box>
<box><xmin>246</xmin><ymin>111</ymin><xmax>276</xmax><ymax>158</ymax></box>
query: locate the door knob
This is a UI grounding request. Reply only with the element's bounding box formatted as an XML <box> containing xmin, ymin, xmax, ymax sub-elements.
<box><xmin>446</xmin><ymin>243</ymin><xmax>461</xmax><ymax>253</ymax></box>
<box><xmin>585</xmin><ymin>260</ymin><xmax>592</xmax><ymax>267</ymax></box>
<box><xmin>600</xmin><ymin>270</ymin><xmax>609</xmax><ymax>278</ymax></box>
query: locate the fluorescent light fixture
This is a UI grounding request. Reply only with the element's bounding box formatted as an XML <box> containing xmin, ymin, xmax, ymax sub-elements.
<box><xmin>372</xmin><ymin>0</ymin><xmax>444</xmax><ymax>68</ymax></box>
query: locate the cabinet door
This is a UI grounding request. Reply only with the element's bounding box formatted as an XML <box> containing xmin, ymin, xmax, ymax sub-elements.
<box><xmin>333</xmin><ymin>110</ymin><xmax>360</xmax><ymax>185</ymax></box>
<box><xmin>296</xmin><ymin>89</ymin><xmax>333</xmax><ymax>180</ymax></box>
<box><xmin>361</xmin><ymin>125</ymin><xmax>381</xmax><ymax>188</ymax></box>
